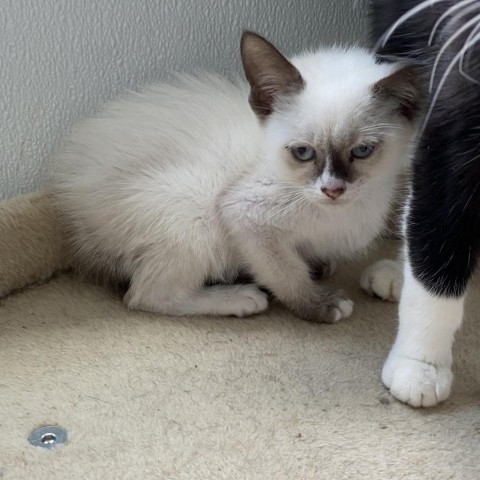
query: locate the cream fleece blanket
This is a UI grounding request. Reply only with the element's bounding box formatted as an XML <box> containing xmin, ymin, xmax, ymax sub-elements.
<box><xmin>0</xmin><ymin>192</ymin><xmax>479</xmax><ymax>480</ymax></box>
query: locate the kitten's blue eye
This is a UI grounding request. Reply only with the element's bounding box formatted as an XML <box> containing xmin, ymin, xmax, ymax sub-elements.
<box><xmin>291</xmin><ymin>145</ymin><xmax>316</xmax><ymax>161</ymax></box>
<box><xmin>351</xmin><ymin>144</ymin><xmax>374</xmax><ymax>159</ymax></box>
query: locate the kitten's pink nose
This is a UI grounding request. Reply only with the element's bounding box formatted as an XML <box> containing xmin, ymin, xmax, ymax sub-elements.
<box><xmin>321</xmin><ymin>187</ymin><xmax>345</xmax><ymax>200</ymax></box>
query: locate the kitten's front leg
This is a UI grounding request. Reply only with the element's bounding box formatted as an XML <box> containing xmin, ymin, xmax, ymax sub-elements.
<box><xmin>291</xmin><ymin>283</ymin><xmax>354</xmax><ymax>324</ymax></box>
<box><xmin>308</xmin><ymin>257</ymin><xmax>338</xmax><ymax>281</ymax></box>
<box><xmin>382</xmin><ymin>259</ymin><xmax>464</xmax><ymax>407</ymax></box>
<box><xmin>237</xmin><ymin>231</ymin><xmax>353</xmax><ymax>323</ymax></box>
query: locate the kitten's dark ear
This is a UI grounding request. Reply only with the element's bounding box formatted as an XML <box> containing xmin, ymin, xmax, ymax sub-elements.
<box><xmin>372</xmin><ymin>63</ymin><xmax>425</xmax><ymax>121</ymax></box>
<box><xmin>241</xmin><ymin>31</ymin><xmax>305</xmax><ymax>117</ymax></box>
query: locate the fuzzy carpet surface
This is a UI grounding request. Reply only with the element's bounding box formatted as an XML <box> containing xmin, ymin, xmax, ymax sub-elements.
<box><xmin>0</xmin><ymin>193</ymin><xmax>479</xmax><ymax>479</ymax></box>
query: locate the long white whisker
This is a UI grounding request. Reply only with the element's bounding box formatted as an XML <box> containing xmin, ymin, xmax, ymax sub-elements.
<box><xmin>268</xmin><ymin>193</ymin><xmax>306</xmax><ymax>212</ymax></box>
<box><xmin>261</xmin><ymin>192</ymin><xmax>304</xmax><ymax>216</ymax></box>
<box><xmin>460</xmin><ymin>22</ymin><xmax>480</xmax><ymax>85</ymax></box>
<box><xmin>460</xmin><ymin>152</ymin><xmax>480</xmax><ymax>168</ymax></box>
<box><xmin>357</xmin><ymin>126</ymin><xmax>403</xmax><ymax>134</ymax></box>
<box><xmin>430</xmin><ymin>12</ymin><xmax>480</xmax><ymax>92</ymax></box>
<box><xmin>270</xmin><ymin>188</ymin><xmax>302</xmax><ymax>195</ymax></box>
<box><xmin>422</xmin><ymin>31</ymin><xmax>480</xmax><ymax>135</ymax></box>
<box><xmin>261</xmin><ymin>194</ymin><xmax>304</xmax><ymax>216</ymax></box>
<box><xmin>374</xmin><ymin>0</ymin><xmax>446</xmax><ymax>52</ymax></box>
<box><xmin>429</xmin><ymin>0</ymin><xmax>478</xmax><ymax>45</ymax></box>
<box><xmin>358</xmin><ymin>123</ymin><xmax>403</xmax><ymax>130</ymax></box>
<box><xmin>263</xmin><ymin>195</ymin><xmax>307</xmax><ymax>224</ymax></box>
<box><xmin>271</xmin><ymin>197</ymin><xmax>308</xmax><ymax>222</ymax></box>
<box><xmin>272</xmin><ymin>182</ymin><xmax>306</xmax><ymax>192</ymax></box>
<box><xmin>272</xmin><ymin>187</ymin><xmax>305</xmax><ymax>196</ymax></box>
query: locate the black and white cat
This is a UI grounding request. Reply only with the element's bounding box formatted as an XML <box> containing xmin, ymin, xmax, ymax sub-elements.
<box><xmin>366</xmin><ymin>0</ymin><xmax>480</xmax><ymax>407</ymax></box>
<box><xmin>53</xmin><ymin>32</ymin><xmax>422</xmax><ymax>323</ymax></box>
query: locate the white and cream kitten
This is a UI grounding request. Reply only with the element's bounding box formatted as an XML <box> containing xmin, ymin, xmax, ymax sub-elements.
<box><xmin>53</xmin><ymin>32</ymin><xmax>423</xmax><ymax>322</ymax></box>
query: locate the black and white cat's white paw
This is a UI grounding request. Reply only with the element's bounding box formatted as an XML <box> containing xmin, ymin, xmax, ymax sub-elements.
<box><xmin>360</xmin><ymin>259</ymin><xmax>403</xmax><ymax>302</ymax></box>
<box><xmin>380</xmin><ymin>262</ymin><xmax>462</xmax><ymax>407</ymax></box>
<box><xmin>382</xmin><ymin>351</ymin><xmax>453</xmax><ymax>408</ymax></box>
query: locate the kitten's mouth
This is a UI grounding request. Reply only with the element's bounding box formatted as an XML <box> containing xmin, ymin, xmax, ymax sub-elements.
<box><xmin>325</xmin><ymin>198</ymin><xmax>349</xmax><ymax>205</ymax></box>
<box><xmin>317</xmin><ymin>195</ymin><xmax>353</xmax><ymax>207</ymax></box>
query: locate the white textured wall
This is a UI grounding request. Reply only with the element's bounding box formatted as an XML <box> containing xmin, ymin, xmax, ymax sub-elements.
<box><xmin>0</xmin><ymin>0</ymin><xmax>369</xmax><ymax>200</ymax></box>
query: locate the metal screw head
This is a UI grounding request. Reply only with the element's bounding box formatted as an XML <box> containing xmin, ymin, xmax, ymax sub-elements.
<box><xmin>28</xmin><ymin>426</ymin><xmax>68</xmax><ymax>449</ymax></box>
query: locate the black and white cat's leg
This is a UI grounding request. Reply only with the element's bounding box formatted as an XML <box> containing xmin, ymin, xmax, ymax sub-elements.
<box><xmin>123</xmin><ymin>250</ymin><xmax>268</xmax><ymax>317</ymax></box>
<box><xmin>382</xmin><ymin>185</ymin><xmax>480</xmax><ymax>407</ymax></box>
<box><xmin>382</xmin><ymin>255</ymin><xmax>465</xmax><ymax>407</ymax></box>
<box><xmin>236</xmin><ymin>232</ymin><xmax>353</xmax><ymax>323</ymax></box>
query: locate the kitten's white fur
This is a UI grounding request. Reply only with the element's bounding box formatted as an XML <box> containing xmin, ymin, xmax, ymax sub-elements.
<box><xmin>361</xmin><ymin>258</ymin><xmax>404</xmax><ymax>302</ymax></box>
<box><xmin>53</xmin><ymin>42</ymin><xmax>418</xmax><ymax>321</ymax></box>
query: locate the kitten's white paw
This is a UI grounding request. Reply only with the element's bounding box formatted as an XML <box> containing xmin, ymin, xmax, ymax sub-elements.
<box><xmin>229</xmin><ymin>285</ymin><xmax>269</xmax><ymax>317</ymax></box>
<box><xmin>360</xmin><ymin>259</ymin><xmax>403</xmax><ymax>302</ymax></box>
<box><xmin>382</xmin><ymin>352</ymin><xmax>453</xmax><ymax>407</ymax></box>
<box><xmin>332</xmin><ymin>298</ymin><xmax>354</xmax><ymax>322</ymax></box>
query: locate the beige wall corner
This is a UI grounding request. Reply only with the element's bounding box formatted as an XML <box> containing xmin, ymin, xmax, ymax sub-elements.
<box><xmin>0</xmin><ymin>191</ymin><xmax>70</xmax><ymax>297</ymax></box>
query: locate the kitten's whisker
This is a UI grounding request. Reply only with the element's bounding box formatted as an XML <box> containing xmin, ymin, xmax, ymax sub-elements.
<box><xmin>357</xmin><ymin>129</ymin><xmax>402</xmax><ymax>136</ymax></box>
<box><xmin>271</xmin><ymin>198</ymin><xmax>305</xmax><ymax>218</ymax></box>
<box><xmin>272</xmin><ymin>181</ymin><xmax>302</xmax><ymax>189</ymax></box>
<box><xmin>265</xmin><ymin>196</ymin><xmax>304</xmax><ymax>212</ymax></box>
<box><xmin>266</xmin><ymin>194</ymin><xmax>306</xmax><ymax>217</ymax></box>
<box><xmin>262</xmin><ymin>194</ymin><xmax>307</xmax><ymax>224</ymax></box>
<box><xmin>430</xmin><ymin>12</ymin><xmax>480</xmax><ymax>92</ymax></box>
<box><xmin>359</xmin><ymin>122</ymin><xmax>401</xmax><ymax>128</ymax></box>
<box><xmin>374</xmin><ymin>0</ymin><xmax>447</xmax><ymax>52</ymax></box>
<box><xmin>261</xmin><ymin>192</ymin><xmax>304</xmax><ymax>217</ymax></box>
<box><xmin>377</xmin><ymin>131</ymin><xmax>404</xmax><ymax>138</ymax></box>
<box><xmin>270</xmin><ymin>190</ymin><xmax>304</xmax><ymax>200</ymax></box>
<box><xmin>274</xmin><ymin>184</ymin><xmax>302</xmax><ymax>190</ymax></box>
<box><xmin>358</xmin><ymin>123</ymin><xmax>403</xmax><ymax>132</ymax></box>
<box><xmin>269</xmin><ymin>188</ymin><xmax>298</xmax><ymax>194</ymax></box>
<box><xmin>268</xmin><ymin>197</ymin><xmax>308</xmax><ymax>222</ymax></box>
<box><xmin>429</xmin><ymin>0</ymin><xmax>478</xmax><ymax>45</ymax></box>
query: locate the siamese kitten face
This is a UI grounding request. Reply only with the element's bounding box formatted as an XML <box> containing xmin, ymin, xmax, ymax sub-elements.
<box><xmin>265</xmin><ymin>87</ymin><xmax>415</xmax><ymax>205</ymax></box>
<box><xmin>241</xmin><ymin>34</ymin><xmax>423</xmax><ymax>206</ymax></box>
